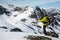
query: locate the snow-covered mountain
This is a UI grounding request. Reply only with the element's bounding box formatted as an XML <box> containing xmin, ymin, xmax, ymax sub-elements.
<box><xmin>0</xmin><ymin>4</ymin><xmax>60</xmax><ymax>40</ymax></box>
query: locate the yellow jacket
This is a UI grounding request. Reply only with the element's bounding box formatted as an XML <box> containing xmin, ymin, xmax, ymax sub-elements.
<box><xmin>37</xmin><ymin>16</ymin><xmax>49</xmax><ymax>26</ymax></box>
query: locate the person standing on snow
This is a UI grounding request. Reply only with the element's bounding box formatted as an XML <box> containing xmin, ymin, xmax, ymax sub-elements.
<box><xmin>34</xmin><ymin>6</ymin><xmax>50</xmax><ymax>35</ymax></box>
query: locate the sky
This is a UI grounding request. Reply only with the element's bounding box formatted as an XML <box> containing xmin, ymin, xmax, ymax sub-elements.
<box><xmin>0</xmin><ymin>0</ymin><xmax>60</xmax><ymax>9</ymax></box>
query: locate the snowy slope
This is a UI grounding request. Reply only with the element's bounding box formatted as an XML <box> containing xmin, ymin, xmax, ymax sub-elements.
<box><xmin>0</xmin><ymin>32</ymin><xmax>60</xmax><ymax>40</ymax></box>
<box><xmin>0</xmin><ymin>5</ymin><xmax>60</xmax><ymax>33</ymax></box>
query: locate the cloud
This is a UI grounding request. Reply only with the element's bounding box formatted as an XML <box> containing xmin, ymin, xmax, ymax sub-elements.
<box><xmin>0</xmin><ymin>0</ymin><xmax>60</xmax><ymax>4</ymax></box>
<box><xmin>0</xmin><ymin>0</ymin><xmax>60</xmax><ymax>7</ymax></box>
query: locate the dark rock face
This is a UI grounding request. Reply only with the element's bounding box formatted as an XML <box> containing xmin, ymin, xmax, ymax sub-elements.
<box><xmin>10</xmin><ymin>28</ymin><xmax>22</xmax><ymax>32</ymax></box>
<box><xmin>27</xmin><ymin>35</ymin><xmax>52</xmax><ymax>40</ymax></box>
<box><xmin>34</xmin><ymin>6</ymin><xmax>45</xmax><ymax>19</ymax></box>
<box><xmin>14</xmin><ymin>7</ymin><xmax>22</xmax><ymax>11</ymax></box>
<box><xmin>29</xmin><ymin>6</ymin><xmax>46</xmax><ymax>20</ymax></box>
<box><xmin>29</xmin><ymin>13</ymin><xmax>37</xmax><ymax>18</ymax></box>
<box><xmin>21</xmin><ymin>18</ymin><xmax>26</xmax><ymax>22</ymax></box>
<box><xmin>0</xmin><ymin>5</ymin><xmax>10</xmax><ymax>16</ymax></box>
<box><xmin>14</xmin><ymin>14</ymin><xmax>18</xmax><ymax>17</ymax></box>
<box><xmin>0</xmin><ymin>26</ymin><xmax>7</xmax><ymax>29</ymax></box>
<box><xmin>46</xmin><ymin>32</ymin><xmax>59</xmax><ymax>38</ymax></box>
<box><xmin>0</xmin><ymin>5</ymin><xmax>4</xmax><ymax>15</ymax></box>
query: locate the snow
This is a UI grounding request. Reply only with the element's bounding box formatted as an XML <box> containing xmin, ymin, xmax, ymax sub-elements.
<box><xmin>0</xmin><ymin>4</ymin><xmax>60</xmax><ymax>40</ymax></box>
<box><xmin>0</xmin><ymin>32</ymin><xmax>60</xmax><ymax>40</ymax></box>
<box><xmin>5</xmin><ymin>8</ymin><xmax>36</xmax><ymax>33</ymax></box>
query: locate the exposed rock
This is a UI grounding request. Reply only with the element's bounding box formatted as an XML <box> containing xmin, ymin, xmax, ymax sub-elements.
<box><xmin>27</xmin><ymin>35</ymin><xmax>52</xmax><ymax>40</ymax></box>
<box><xmin>0</xmin><ymin>26</ymin><xmax>7</xmax><ymax>29</ymax></box>
<box><xmin>34</xmin><ymin>6</ymin><xmax>45</xmax><ymax>19</ymax></box>
<box><xmin>0</xmin><ymin>5</ymin><xmax>11</xmax><ymax>16</ymax></box>
<box><xmin>14</xmin><ymin>7</ymin><xmax>22</xmax><ymax>11</ymax></box>
<box><xmin>21</xmin><ymin>18</ymin><xmax>26</xmax><ymax>22</ymax></box>
<box><xmin>10</xmin><ymin>28</ymin><xmax>22</xmax><ymax>32</ymax></box>
<box><xmin>46</xmin><ymin>32</ymin><xmax>59</xmax><ymax>38</ymax></box>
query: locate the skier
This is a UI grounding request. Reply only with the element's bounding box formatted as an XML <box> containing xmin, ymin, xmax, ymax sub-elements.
<box><xmin>34</xmin><ymin>6</ymin><xmax>50</xmax><ymax>35</ymax></box>
<box><xmin>34</xmin><ymin>6</ymin><xmax>59</xmax><ymax>38</ymax></box>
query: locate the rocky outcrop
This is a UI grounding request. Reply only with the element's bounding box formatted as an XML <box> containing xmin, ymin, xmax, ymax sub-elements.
<box><xmin>10</xmin><ymin>28</ymin><xmax>22</xmax><ymax>32</ymax></box>
<box><xmin>0</xmin><ymin>5</ymin><xmax>11</xmax><ymax>16</ymax></box>
<box><xmin>27</xmin><ymin>35</ymin><xmax>52</xmax><ymax>40</ymax></box>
